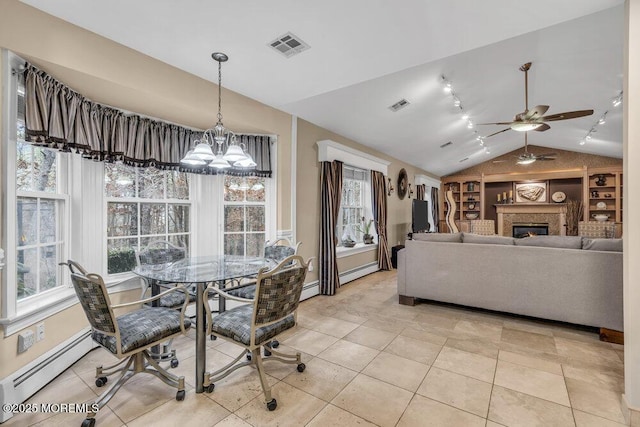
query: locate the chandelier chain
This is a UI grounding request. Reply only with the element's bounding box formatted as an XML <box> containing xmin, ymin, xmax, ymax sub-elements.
<box><xmin>217</xmin><ymin>60</ymin><xmax>223</xmax><ymax>123</ymax></box>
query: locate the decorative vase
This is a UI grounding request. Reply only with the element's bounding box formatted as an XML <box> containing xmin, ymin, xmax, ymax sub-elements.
<box><xmin>363</xmin><ymin>234</ymin><xmax>374</xmax><ymax>244</ymax></box>
<box><xmin>595</xmin><ymin>175</ymin><xmax>607</xmax><ymax>186</ymax></box>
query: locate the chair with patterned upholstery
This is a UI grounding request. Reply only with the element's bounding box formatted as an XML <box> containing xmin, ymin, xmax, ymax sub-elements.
<box><xmin>469</xmin><ymin>220</ymin><xmax>496</xmax><ymax>235</ymax></box>
<box><xmin>202</xmin><ymin>255</ymin><xmax>311</xmax><ymax>411</ymax></box>
<box><xmin>225</xmin><ymin>238</ymin><xmax>301</xmax><ymax>300</ymax></box>
<box><xmin>136</xmin><ymin>240</ymin><xmax>195</xmax><ymax>367</ymax></box>
<box><xmin>578</xmin><ymin>221</ymin><xmax>618</xmax><ymax>238</ymax></box>
<box><xmin>63</xmin><ymin>261</ymin><xmax>191</xmax><ymax>427</ymax></box>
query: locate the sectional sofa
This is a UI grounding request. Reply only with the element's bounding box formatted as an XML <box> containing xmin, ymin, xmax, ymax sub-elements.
<box><xmin>397</xmin><ymin>233</ymin><xmax>623</xmax><ymax>331</ymax></box>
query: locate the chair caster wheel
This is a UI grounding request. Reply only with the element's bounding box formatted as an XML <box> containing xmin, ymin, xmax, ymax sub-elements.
<box><xmin>267</xmin><ymin>398</ymin><xmax>277</xmax><ymax>411</ymax></box>
<box><xmin>297</xmin><ymin>363</ymin><xmax>306</xmax><ymax>373</ymax></box>
<box><xmin>271</xmin><ymin>340</ymin><xmax>279</xmax><ymax>348</ymax></box>
<box><xmin>95</xmin><ymin>376</ymin><xmax>108</xmax><ymax>387</ymax></box>
<box><xmin>170</xmin><ymin>358</ymin><xmax>179</xmax><ymax>368</ymax></box>
<box><xmin>82</xmin><ymin>418</ymin><xmax>96</xmax><ymax>427</ymax></box>
<box><xmin>205</xmin><ymin>384</ymin><xmax>215</xmax><ymax>393</ymax></box>
<box><xmin>264</xmin><ymin>348</ymin><xmax>272</xmax><ymax>357</ymax></box>
<box><xmin>246</xmin><ymin>352</ymin><xmax>252</xmax><ymax>361</ymax></box>
<box><xmin>176</xmin><ymin>390</ymin><xmax>185</xmax><ymax>401</ymax></box>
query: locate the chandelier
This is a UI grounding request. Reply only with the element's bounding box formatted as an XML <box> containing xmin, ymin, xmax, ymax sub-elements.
<box><xmin>181</xmin><ymin>52</ymin><xmax>256</xmax><ymax>169</ymax></box>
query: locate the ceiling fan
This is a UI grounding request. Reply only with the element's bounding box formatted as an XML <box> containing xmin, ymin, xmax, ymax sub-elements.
<box><xmin>480</xmin><ymin>62</ymin><xmax>593</xmax><ymax>138</ymax></box>
<box><xmin>493</xmin><ymin>132</ymin><xmax>556</xmax><ymax>165</ymax></box>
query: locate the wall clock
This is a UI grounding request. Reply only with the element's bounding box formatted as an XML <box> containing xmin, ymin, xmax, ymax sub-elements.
<box><xmin>397</xmin><ymin>168</ymin><xmax>408</xmax><ymax>200</ymax></box>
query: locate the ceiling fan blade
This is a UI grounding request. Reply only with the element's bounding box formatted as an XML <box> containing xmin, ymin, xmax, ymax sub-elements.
<box><xmin>536</xmin><ymin>157</ymin><xmax>556</xmax><ymax>161</ymax></box>
<box><xmin>536</xmin><ymin>153</ymin><xmax>557</xmax><ymax>157</ymax></box>
<box><xmin>541</xmin><ymin>110</ymin><xmax>594</xmax><ymax>122</ymax></box>
<box><xmin>492</xmin><ymin>160</ymin><xmax>508</xmax><ymax>163</ymax></box>
<box><xmin>485</xmin><ymin>128</ymin><xmax>511</xmax><ymax>138</ymax></box>
<box><xmin>477</xmin><ymin>122</ymin><xmax>513</xmax><ymax>126</ymax></box>
<box><xmin>533</xmin><ymin>123</ymin><xmax>551</xmax><ymax>132</ymax></box>
<box><xmin>523</xmin><ymin>105</ymin><xmax>549</xmax><ymax>120</ymax></box>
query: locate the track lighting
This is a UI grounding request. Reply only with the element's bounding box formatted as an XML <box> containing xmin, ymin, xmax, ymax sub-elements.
<box><xmin>598</xmin><ymin>112</ymin><xmax>607</xmax><ymax>125</ymax></box>
<box><xmin>612</xmin><ymin>91</ymin><xmax>623</xmax><ymax>107</ymax></box>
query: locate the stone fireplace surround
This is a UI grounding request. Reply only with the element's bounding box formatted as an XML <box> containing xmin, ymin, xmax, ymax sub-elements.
<box><xmin>495</xmin><ymin>204</ymin><xmax>567</xmax><ymax>237</ymax></box>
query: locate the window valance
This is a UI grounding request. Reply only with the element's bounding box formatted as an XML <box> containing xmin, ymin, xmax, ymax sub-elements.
<box><xmin>23</xmin><ymin>64</ymin><xmax>272</xmax><ymax>177</ymax></box>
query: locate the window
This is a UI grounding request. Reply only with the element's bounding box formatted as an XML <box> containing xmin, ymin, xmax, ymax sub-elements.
<box><xmin>223</xmin><ymin>175</ymin><xmax>267</xmax><ymax>256</ymax></box>
<box><xmin>338</xmin><ymin>166</ymin><xmax>371</xmax><ymax>245</ymax></box>
<box><xmin>15</xmin><ymin>72</ymin><xmax>67</xmax><ymax>300</ymax></box>
<box><xmin>105</xmin><ymin>164</ymin><xmax>191</xmax><ymax>274</ymax></box>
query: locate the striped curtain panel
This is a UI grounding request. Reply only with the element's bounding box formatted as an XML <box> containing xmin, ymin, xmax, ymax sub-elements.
<box><xmin>319</xmin><ymin>161</ymin><xmax>343</xmax><ymax>295</ymax></box>
<box><xmin>371</xmin><ymin>171</ymin><xmax>392</xmax><ymax>270</ymax></box>
<box><xmin>416</xmin><ymin>184</ymin><xmax>426</xmax><ymax>201</ymax></box>
<box><xmin>431</xmin><ymin>187</ymin><xmax>440</xmax><ymax>232</ymax></box>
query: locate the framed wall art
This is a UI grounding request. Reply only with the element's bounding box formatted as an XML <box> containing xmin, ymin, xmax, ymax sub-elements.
<box><xmin>514</xmin><ymin>181</ymin><xmax>548</xmax><ymax>203</ymax></box>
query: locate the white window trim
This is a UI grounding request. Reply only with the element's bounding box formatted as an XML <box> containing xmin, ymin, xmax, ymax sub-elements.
<box><xmin>317</xmin><ymin>139</ymin><xmax>389</xmax><ymax>175</ymax></box>
<box><xmin>336</xmin><ymin>242</ymin><xmax>378</xmax><ymax>258</ymax></box>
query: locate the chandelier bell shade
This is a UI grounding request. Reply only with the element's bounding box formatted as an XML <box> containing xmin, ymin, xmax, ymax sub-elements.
<box><xmin>180</xmin><ymin>52</ymin><xmax>256</xmax><ymax>169</ymax></box>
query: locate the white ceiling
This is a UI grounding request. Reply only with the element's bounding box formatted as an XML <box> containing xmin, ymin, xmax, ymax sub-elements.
<box><xmin>22</xmin><ymin>0</ymin><xmax>625</xmax><ymax>176</ymax></box>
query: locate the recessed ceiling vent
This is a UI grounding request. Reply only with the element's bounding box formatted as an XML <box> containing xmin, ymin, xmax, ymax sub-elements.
<box><xmin>440</xmin><ymin>141</ymin><xmax>453</xmax><ymax>148</ymax></box>
<box><xmin>389</xmin><ymin>99</ymin><xmax>410</xmax><ymax>112</ymax></box>
<box><xmin>268</xmin><ymin>32</ymin><xmax>310</xmax><ymax>58</ymax></box>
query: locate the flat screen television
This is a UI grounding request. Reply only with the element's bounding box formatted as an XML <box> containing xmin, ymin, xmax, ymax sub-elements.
<box><xmin>412</xmin><ymin>199</ymin><xmax>430</xmax><ymax>233</ymax></box>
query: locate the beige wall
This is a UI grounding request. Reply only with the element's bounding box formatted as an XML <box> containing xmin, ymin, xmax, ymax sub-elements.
<box><xmin>295</xmin><ymin>118</ymin><xmax>437</xmax><ymax>284</ymax></box>
<box><xmin>0</xmin><ymin>0</ymin><xmax>292</xmax><ymax>378</ymax></box>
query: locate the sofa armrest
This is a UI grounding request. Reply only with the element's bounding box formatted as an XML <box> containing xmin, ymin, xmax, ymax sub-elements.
<box><xmin>397</xmin><ymin>248</ymin><xmax>406</xmax><ymax>295</ymax></box>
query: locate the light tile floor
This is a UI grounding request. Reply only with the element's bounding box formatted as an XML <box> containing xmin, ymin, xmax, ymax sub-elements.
<box><xmin>5</xmin><ymin>270</ymin><xmax>627</xmax><ymax>426</ymax></box>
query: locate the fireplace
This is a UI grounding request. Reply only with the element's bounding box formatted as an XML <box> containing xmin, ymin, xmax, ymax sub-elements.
<box><xmin>512</xmin><ymin>223</ymin><xmax>549</xmax><ymax>238</ymax></box>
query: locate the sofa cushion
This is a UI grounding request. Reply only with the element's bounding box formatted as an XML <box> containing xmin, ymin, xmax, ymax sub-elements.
<box><xmin>514</xmin><ymin>236</ymin><xmax>583</xmax><ymax>249</ymax></box>
<box><xmin>412</xmin><ymin>232</ymin><xmax>462</xmax><ymax>243</ymax></box>
<box><xmin>582</xmin><ymin>238</ymin><xmax>623</xmax><ymax>252</ymax></box>
<box><xmin>462</xmin><ymin>233</ymin><xmax>515</xmax><ymax>246</ymax></box>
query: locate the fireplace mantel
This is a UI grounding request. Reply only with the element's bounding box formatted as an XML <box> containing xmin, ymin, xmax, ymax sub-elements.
<box><xmin>495</xmin><ymin>203</ymin><xmax>567</xmax><ymax>236</ymax></box>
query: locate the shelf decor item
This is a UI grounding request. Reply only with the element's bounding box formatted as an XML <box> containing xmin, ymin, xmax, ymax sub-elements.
<box><xmin>595</xmin><ymin>174</ymin><xmax>608</xmax><ymax>186</ymax></box>
<box><xmin>465</xmin><ymin>213</ymin><xmax>479</xmax><ymax>220</ymax></box>
<box><xmin>551</xmin><ymin>191</ymin><xmax>567</xmax><ymax>203</ymax></box>
<box><xmin>592</xmin><ymin>214</ymin><xmax>610</xmax><ymax>222</ymax></box>
<box><xmin>596</xmin><ymin>201</ymin><xmax>607</xmax><ymax>210</ymax></box>
<box><xmin>467</xmin><ymin>182</ymin><xmax>475</xmax><ymax>192</ymax></box>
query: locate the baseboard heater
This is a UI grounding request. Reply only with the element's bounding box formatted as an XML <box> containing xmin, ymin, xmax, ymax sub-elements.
<box><xmin>300</xmin><ymin>261</ymin><xmax>379</xmax><ymax>300</ymax></box>
<box><xmin>0</xmin><ymin>328</ymin><xmax>96</xmax><ymax>423</ymax></box>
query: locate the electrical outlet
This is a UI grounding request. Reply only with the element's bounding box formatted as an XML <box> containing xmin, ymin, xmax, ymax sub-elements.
<box><xmin>18</xmin><ymin>330</ymin><xmax>35</xmax><ymax>353</ymax></box>
<box><xmin>36</xmin><ymin>323</ymin><xmax>45</xmax><ymax>342</ymax></box>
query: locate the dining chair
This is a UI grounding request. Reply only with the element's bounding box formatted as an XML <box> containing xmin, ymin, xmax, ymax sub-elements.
<box><xmin>62</xmin><ymin>261</ymin><xmax>191</xmax><ymax>427</ymax></box>
<box><xmin>203</xmin><ymin>255</ymin><xmax>311</xmax><ymax>411</ymax></box>
<box><xmin>224</xmin><ymin>239</ymin><xmax>301</xmax><ymax>353</ymax></box>
<box><xmin>225</xmin><ymin>238</ymin><xmax>301</xmax><ymax>300</ymax></box>
<box><xmin>135</xmin><ymin>240</ymin><xmax>195</xmax><ymax>367</ymax></box>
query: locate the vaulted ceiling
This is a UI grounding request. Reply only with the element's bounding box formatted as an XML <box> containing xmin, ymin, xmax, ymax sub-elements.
<box><xmin>22</xmin><ymin>0</ymin><xmax>625</xmax><ymax>176</ymax></box>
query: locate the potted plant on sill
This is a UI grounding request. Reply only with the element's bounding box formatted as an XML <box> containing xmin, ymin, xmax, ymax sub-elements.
<box><xmin>356</xmin><ymin>217</ymin><xmax>376</xmax><ymax>244</ymax></box>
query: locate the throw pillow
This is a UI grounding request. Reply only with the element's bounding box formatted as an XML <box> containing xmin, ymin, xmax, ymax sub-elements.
<box><xmin>462</xmin><ymin>233</ymin><xmax>515</xmax><ymax>245</ymax></box>
<box><xmin>514</xmin><ymin>236</ymin><xmax>583</xmax><ymax>249</ymax></box>
<box><xmin>412</xmin><ymin>232</ymin><xmax>462</xmax><ymax>243</ymax></box>
<box><xmin>582</xmin><ymin>238</ymin><xmax>623</xmax><ymax>252</ymax></box>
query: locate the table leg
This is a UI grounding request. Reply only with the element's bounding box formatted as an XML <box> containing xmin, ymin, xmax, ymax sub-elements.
<box><xmin>195</xmin><ymin>282</ymin><xmax>206</xmax><ymax>393</ymax></box>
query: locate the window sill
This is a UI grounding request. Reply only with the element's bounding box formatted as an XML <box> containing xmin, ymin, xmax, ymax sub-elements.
<box><xmin>336</xmin><ymin>243</ymin><xmax>378</xmax><ymax>258</ymax></box>
<box><xmin>1</xmin><ymin>273</ymin><xmax>141</xmax><ymax>337</ymax></box>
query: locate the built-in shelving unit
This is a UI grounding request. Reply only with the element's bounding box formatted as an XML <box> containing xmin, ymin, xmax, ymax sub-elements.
<box><xmin>584</xmin><ymin>167</ymin><xmax>623</xmax><ymax>224</ymax></box>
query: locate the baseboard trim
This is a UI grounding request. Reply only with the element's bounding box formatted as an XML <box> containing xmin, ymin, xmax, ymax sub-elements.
<box><xmin>0</xmin><ymin>328</ymin><xmax>95</xmax><ymax>423</ymax></box>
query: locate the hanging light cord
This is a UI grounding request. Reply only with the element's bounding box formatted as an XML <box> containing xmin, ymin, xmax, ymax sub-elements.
<box><xmin>217</xmin><ymin>59</ymin><xmax>223</xmax><ymax>124</ymax></box>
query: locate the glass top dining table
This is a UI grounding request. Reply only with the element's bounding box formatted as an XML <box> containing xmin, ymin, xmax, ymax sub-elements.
<box><xmin>132</xmin><ymin>255</ymin><xmax>277</xmax><ymax>393</ymax></box>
